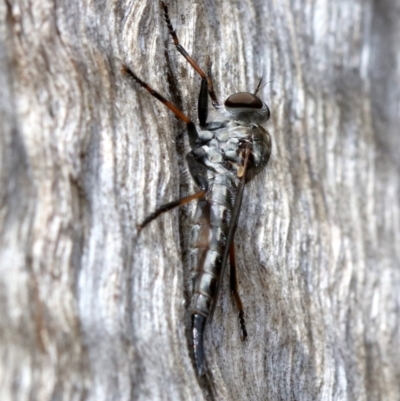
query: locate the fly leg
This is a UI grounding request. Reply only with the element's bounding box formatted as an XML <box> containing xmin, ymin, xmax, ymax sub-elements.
<box><xmin>206</xmin><ymin>56</ymin><xmax>219</xmax><ymax>109</ymax></box>
<box><xmin>138</xmin><ymin>190</ymin><xmax>205</xmax><ymax>232</ymax></box>
<box><xmin>159</xmin><ymin>1</ymin><xmax>220</xmax><ymax>128</ymax></box>
<box><xmin>229</xmin><ymin>242</ymin><xmax>248</xmax><ymax>341</ymax></box>
<box><xmin>122</xmin><ymin>65</ymin><xmax>200</xmax><ymax>147</ymax></box>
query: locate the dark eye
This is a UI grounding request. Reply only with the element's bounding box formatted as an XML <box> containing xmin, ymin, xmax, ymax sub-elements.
<box><xmin>224</xmin><ymin>92</ymin><xmax>263</xmax><ymax>109</ymax></box>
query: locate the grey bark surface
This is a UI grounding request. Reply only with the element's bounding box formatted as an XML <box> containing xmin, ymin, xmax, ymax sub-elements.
<box><xmin>1</xmin><ymin>0</ymin><xmax>399</xmax><ymax>400</ymax></box>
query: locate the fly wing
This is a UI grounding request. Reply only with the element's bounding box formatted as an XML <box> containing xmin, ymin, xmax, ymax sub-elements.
<box><xmin>209</xmin><ymin>145</ymin><xmax>252</xmax><ymax>320</ymax></box>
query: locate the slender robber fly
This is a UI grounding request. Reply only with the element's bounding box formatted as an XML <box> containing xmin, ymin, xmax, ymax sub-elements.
<box><xmin>122</xmin><ymin>1</ymin><xmax>271</xmax><ymax>376</ymax></box>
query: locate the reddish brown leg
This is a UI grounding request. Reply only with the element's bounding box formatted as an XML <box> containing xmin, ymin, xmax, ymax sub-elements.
<box><xmin>138</xmin><ymin>190</ymin><xmax>206</xmax><ymax>232</ymax></box>
<box><xmin>122</xmin><ymin>65</ymin><xmax>192</xmax><ymax>123</ymax></box>
<box><xmin>122</xmin><ymin>65</ymin><xmax>200</xmax><ymax>146</ymax></box>
<box><xmin>160</xmin><ymin>1</ymin><xmax>220</xmax><ymax>108</ymax></box>
<box><xmin>229</xmin><ymin>242</ymin><xmax>247</xmax><ymax>340</ymax></box>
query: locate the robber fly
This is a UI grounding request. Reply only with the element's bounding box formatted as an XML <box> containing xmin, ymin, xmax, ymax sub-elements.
<box><xmin>122</xmin><ymin>1</ymin><xmax>271</xmax><ymax>376</ymax></box>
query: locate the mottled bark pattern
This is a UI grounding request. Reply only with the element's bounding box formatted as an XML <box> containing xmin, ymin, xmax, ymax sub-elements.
<box><xmin>0</xmin><ymin>0</ymin><xmax>399</xmax><ymax>400</ymax></box>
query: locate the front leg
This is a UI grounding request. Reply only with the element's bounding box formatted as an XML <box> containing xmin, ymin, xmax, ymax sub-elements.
<box><xmin>160</xmin><ymin>1</ymin><xmax>222</xmax><ymax>129</ymax></box>
<box><xmin>122</xmin><ymin>65</ymin><xmax>201</xmax><ymax>148</ymax></box>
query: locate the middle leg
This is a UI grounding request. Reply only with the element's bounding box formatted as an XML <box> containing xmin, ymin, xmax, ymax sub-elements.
<box><xmin>137</xmin><ymin>190</ymin><xmax>205</xmax><ymax>232</ymax></box>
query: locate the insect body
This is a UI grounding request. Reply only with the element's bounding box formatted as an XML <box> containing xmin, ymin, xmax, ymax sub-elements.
<box><xmin>123</xmin><ymin>2</ymin><xmax>271</xmax><ymax>376</ymax></box>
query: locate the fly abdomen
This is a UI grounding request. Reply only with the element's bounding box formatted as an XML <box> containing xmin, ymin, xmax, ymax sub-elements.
<box><xmin>192</xmin><ymin>314</ymin><xmax>207</xmax><ymax>376</ymax></box>
<box><xmin>190</xmin><ymin>249</ymin><xmax>222</xmax><ymax>317</ymax></box>
<box><xmin>190</xmin><ymin>192</ymin><xmax>233</xmax><ymax>375</ymax></box>
<box><xmin>190</xmin><ymin>180</ymin><xmax>236</xmax><ymax>318</ymax></box>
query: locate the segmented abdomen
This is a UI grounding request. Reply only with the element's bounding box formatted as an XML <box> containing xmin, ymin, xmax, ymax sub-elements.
<box><xmin>190</xmin><ymin>173</ymin><xmax>238</xmax><ymax>317</ymax></box>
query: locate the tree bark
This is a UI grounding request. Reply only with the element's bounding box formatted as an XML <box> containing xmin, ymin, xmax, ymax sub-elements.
<box><xmin>1</xmin><ymin>0</ymin><xmax>399</xmax><ymax>400</ymax></box>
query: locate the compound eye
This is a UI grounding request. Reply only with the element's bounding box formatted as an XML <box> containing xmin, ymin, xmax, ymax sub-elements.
<box><xmin>224</xmin><ymin>92</ymin><xmax>263</xmax><ymax>109</ymax></box>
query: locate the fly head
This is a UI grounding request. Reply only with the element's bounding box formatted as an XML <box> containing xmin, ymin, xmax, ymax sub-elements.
<box><xmin>224</xmin><ymin>92</ymin><xmax>270</xmax><ymax>125</ymax></box>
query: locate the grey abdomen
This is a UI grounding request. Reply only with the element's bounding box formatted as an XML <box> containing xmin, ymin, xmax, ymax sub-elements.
<box><xmin>190</xmin><ymin>174</ymin><xmax>238</xmax><ymax>317</ymax></box>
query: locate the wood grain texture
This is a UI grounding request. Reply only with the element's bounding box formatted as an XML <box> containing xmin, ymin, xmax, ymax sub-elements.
<box><xmin>1</xmin><ymin>0</ymin><xmax>399</xmax><ymax>400</ymax></box>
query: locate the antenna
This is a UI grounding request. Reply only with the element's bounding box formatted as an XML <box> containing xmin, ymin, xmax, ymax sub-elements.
<box><xmin>254</xmin><ymin>75</ymin><xmax>273</xmax><ymax>95</ymax></box>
